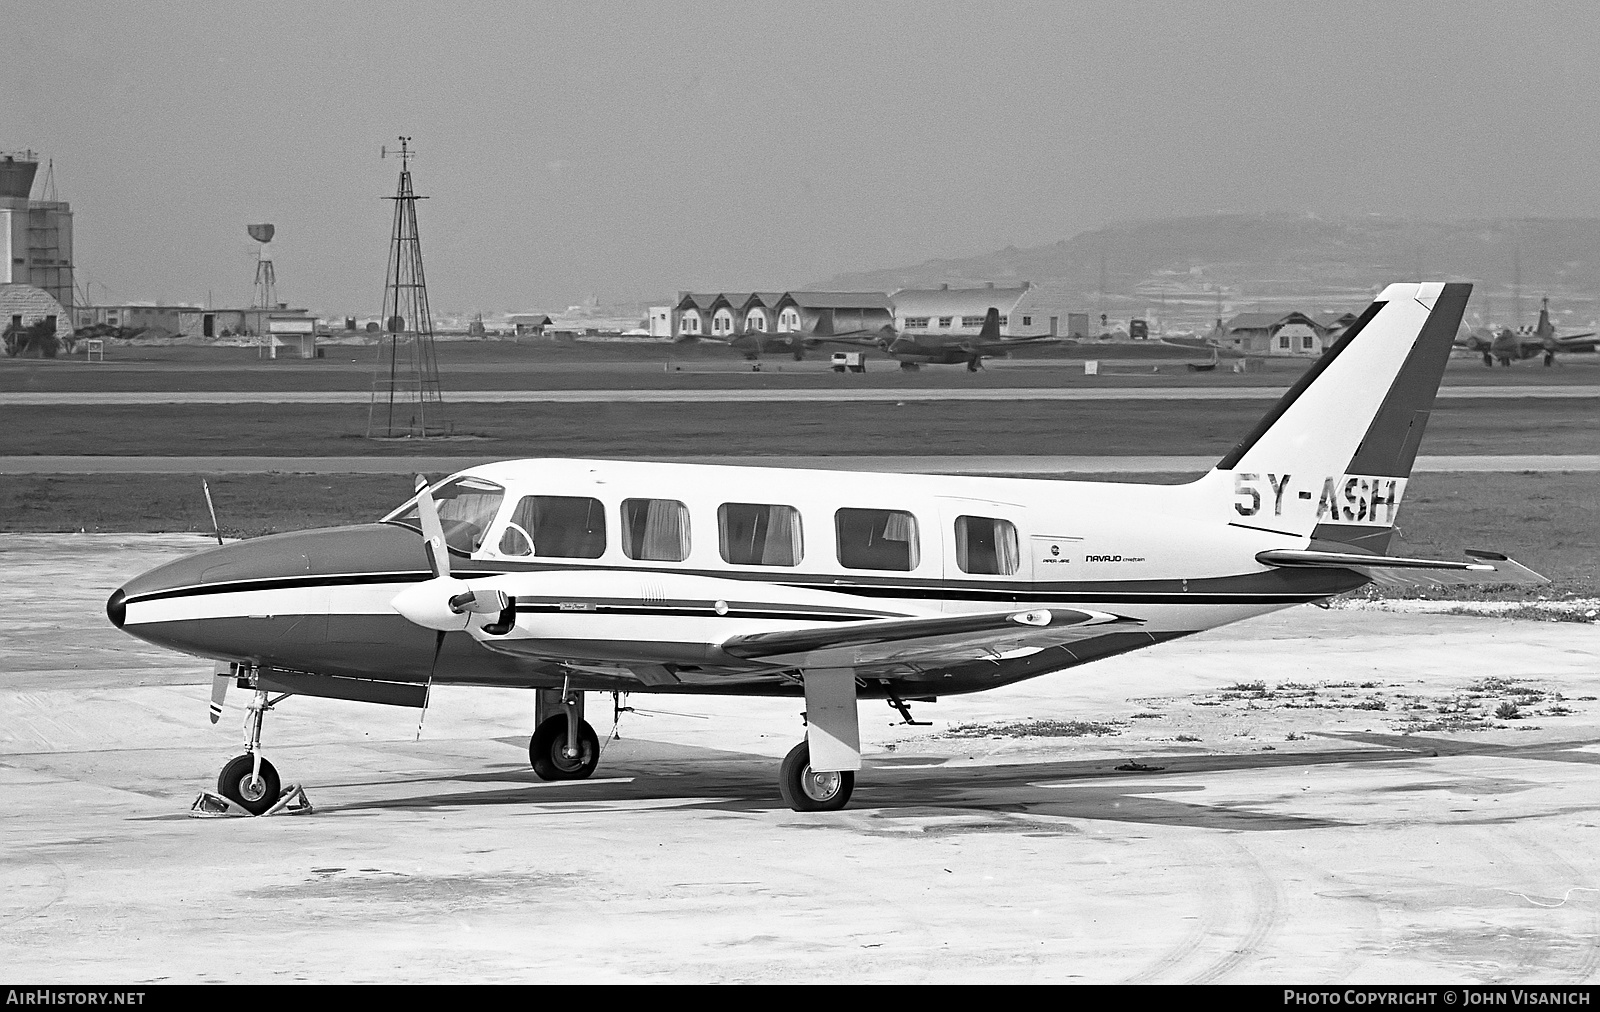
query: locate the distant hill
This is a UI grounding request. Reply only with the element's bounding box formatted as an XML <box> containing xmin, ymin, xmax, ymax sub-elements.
<box><xmin>808</xmin><ymin>214</ymin><xmax>1600</xmax><ymax>334</ymax></box>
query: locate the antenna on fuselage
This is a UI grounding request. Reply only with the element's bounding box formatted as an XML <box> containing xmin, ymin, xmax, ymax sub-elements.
<box><xmin>202</xmin><ymin>479</ymin><xmax>224</xmax><ymax>546</ymax></box>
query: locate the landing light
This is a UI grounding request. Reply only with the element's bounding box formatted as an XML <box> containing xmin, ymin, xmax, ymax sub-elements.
<box><xmin>1010</xmin><ymin>609</ymin><xmax>1052</xmax><ymax>627</ymax></box>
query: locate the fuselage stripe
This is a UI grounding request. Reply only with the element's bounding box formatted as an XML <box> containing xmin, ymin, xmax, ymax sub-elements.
<box><xmin>124</xmin><ymin>566</ymin><xmax>1355</xmax><ymax>608</ymax></box>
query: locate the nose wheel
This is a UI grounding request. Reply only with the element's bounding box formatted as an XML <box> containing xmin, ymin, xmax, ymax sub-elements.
<box><xmin>218</xmin><ymin>754</ymin><xmax>281</xmax><ymax>815</ymax></box>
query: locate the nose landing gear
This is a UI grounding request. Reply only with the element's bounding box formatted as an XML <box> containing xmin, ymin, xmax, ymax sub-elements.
<box><xmin>216</xmin><ymin>684</ymin><xmax>287</xmax><ymax>815</ymax></box>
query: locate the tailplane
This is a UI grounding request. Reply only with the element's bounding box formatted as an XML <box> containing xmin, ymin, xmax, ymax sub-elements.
<box><xmin>1201</xmin><ymin>282</ymin><xmax>1471</xmax><ymax>553</ymax></box>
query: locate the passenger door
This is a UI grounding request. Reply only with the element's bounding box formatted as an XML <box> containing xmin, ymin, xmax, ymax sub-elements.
<box><xmin>937</xmin><ymin>498</ymin><xmax>1031</xmax><ymax>613</ymax></box>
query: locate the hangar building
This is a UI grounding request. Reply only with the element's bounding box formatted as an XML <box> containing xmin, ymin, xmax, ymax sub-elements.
<box><xmin>890</xmin><ymin>282</ymin><xmax>1068</xmax><ymax>338</ymax></box>
<box><xmin>672</xmin><ymin>291</ymin><xmax>892</xmax><ymax>340</ymax></box>
<box><xmin>0</xmin><ymin>282</ymin><xmax>73</xmax><ymax>343</ymax></box>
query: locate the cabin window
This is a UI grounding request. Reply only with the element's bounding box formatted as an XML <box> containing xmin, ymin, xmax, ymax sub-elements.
<box><xmin>835</xmin><ymin>508</ymin><xmax>919</xmax><ymax>572</ymax></box>
<box><xmin>383</xmin><ymin>477</ymin><xmax>506</xmax><ymax>555</ymax></box>
<box><xmin>500</xmin><ymin>495</ymin><xmax>606</xmax><ymax>559</ymax></box>
<box><xmin>718</xmin><ymin>503</ymin><xmax>802</xmax><ymax>566</ymax></box>
<box><xmin>954</xmin><ymin>516</ymin><xmax>1019</xmax><ymax>575</ymax></box>
<box><xmin>622</xmin><ymin>498</ymin><xmax>691</xmax><ymax>562</ymax></box>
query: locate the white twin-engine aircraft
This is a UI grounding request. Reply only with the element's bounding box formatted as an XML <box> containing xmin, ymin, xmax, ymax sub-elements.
<box><xmin>108</xmin><ymin>282</ymin><xmax>1541</xmax><ymax>813</ymax></box>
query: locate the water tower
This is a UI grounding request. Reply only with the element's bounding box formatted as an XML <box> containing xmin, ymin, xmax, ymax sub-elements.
<box><xmin>248</xmin><ymin>223</ymin><xmax>276</xmax><ymax>310</ymax></box>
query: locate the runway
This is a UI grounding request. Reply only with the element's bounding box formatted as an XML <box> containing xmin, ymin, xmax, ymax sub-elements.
<box><xmin>4</xmin><ymin>454</ymin><xmax>1597</xmax><ymax>474</ymax></box>
<box><xmin>2</xmin><ymin>534</ymin><xmax>1598</xmax><ymax>982</ymax></box>
<box><xmin>5</xmin><ymin>384</ymin><xmax>1597</xmax><ymax>405</ymax></box>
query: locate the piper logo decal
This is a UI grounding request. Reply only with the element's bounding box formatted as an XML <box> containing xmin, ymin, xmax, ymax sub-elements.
<box><xmin>1233</xmin><ymin>472</ymin><xmax>1406</xmax><ymax>526</ymax></box>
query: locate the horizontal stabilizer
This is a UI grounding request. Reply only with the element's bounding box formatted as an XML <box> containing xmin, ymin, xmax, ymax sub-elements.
<box><xmin>1256</xmin><ymin>548</ymin><xmax>1494</xmax><ymax>572</ymax></box>
<box><xmin>1257</xmin><ymin>547</ymin><xmax>1548</xmax><ymax>588</ymax></box>
<box><xmin>720</xmin><ymin>607</ymin><xmax>1119</xmax><ymax>662</ymax></box>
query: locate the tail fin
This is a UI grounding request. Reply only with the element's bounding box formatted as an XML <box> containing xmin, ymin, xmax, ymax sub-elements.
<box><xmin>978</xmin><ymin>307</ymin><xmax>1001</xmax><ymax>341</ymax></box>
<box><xmin>1206</xmin><ymin>282</ymin><xmax>1471</xmax><ymax>554</ymax></box>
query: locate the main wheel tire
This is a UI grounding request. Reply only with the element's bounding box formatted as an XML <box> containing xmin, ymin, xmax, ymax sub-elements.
<box><xmin>778</xmin><ymin>741</ymin><xmax>855</xmax><ymax>812</ymax></box>
<box><xmin>529</xmin><ymin>715</ymin><xmax>600</xmax><ymax>781</ymax></box>
<box><xmin>217</xmin><ymin>754</ymin><xmax>281</xmax><ymax>815</ymax></box>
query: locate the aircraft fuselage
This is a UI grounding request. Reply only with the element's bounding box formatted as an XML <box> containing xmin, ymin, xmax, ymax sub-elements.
<box><xmin>109</xmin><ymin>460</ymin><xmax>1366</xmax><ymax>700</ymax></box>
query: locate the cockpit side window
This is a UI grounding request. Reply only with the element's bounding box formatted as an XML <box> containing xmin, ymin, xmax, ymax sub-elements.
<box><xmin>500</xmin><ymin>495</ymin><xmax>607</xmax><ymax>559</ymax></box>
<box><xmin>382</xmin><ymin>477</ymin><xmax>506</xmax><ymax>555</ymax></box>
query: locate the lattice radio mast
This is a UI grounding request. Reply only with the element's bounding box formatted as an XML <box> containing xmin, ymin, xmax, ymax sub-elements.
<box><xmin>367</xmin><ymin>137</ymin><xmax>448</xmax><ymax>438</ymax></box>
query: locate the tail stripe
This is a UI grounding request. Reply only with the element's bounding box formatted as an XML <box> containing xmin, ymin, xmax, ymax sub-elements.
<box><xmin>1345</xmin><ymin>283</ymin><xmax>1471</xmax><ymax>477</ymax></box>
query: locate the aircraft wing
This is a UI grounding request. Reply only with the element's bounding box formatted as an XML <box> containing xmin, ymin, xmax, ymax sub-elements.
<box><xmin>972</xmin><ymin>336</ymin><xmax>1062</xmax><ymax>352</ymax></box>
<box><xmin>805</xmin><ymin>331</ymin><xmax>885</xmax><ymax>349</ymax></box>
<box><xmin>1554</xmin><ymin>332</ymin><xmax>1599</xmax><ymax>351</ymax></box>
<box><xmin>719</xmin><ymin>607</ymin><xmax>1134</xmax><ymax>668</ymax></box>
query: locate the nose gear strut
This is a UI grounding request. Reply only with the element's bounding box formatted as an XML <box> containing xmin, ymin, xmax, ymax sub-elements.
<box><xmin>191</xmin><ymin>665</ymin><xmax>312</xmax><ymax>817</ymax></box>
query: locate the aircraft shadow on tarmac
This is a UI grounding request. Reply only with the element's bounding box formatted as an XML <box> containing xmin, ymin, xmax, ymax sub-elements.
<box><xmin>311</xmin><ymin>732</ymin><xmax>1600</xmax><ymax>832</ymax></box>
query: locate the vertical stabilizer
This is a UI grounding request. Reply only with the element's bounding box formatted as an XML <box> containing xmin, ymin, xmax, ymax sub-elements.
<box><xmin>1204</xmin><ymin>282</ymin><xmax>1471</xmax><ymax>553</ymax></box>
<box><xmin>977</xmin><ymin>307</ymin><xmax>1001</xmax><ymax>342</ymax></box>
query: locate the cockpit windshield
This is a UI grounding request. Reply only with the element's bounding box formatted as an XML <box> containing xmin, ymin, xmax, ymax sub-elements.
<box><xmin>382</xmin><ymin>476</ymin><xmax>506</xmax><ymax>555</ymax></box>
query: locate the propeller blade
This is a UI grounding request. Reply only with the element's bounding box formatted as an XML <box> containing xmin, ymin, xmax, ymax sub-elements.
<box><xmin>413</xmin><ymin>474</ymin><xmax>451</xmax><ymax>580</ymax></box>
<box><xmin>209</xmin><ymin>663</ymin><xmax>230</xmax><ymax>724</ymax></box>
<box><xmin>417</xmin><ymin>630</ymin><xmax>444</xmax><ymax>741</ymax></box>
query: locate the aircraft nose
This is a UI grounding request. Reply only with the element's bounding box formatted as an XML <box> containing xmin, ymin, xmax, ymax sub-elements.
<box><xmin>109</xmin><ymin>523</ymin><xmax>433</xmax><ymax>655</ymax></box>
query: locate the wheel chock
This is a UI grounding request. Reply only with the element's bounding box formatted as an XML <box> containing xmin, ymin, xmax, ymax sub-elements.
<box><xmin>188</xmin><ymin>784</ymin><xmax>314</xmax><ymax>819</ymax></box>
<box><xmin>266</xmin><ymin>784</ymin><xmax>313</xmax><ymax>816</ymax></box>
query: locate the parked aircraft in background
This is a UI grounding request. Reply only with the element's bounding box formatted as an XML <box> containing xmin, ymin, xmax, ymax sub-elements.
<box><xmin>724</xmin><ymin>314</ymin><xmax>887</xmax><ymax>362</ymax></box>
<box><xmin>723</xmin><ymin>307</ymin><xmax>1057</xmax><ymax>371</ymax></box>
<box><xmin>108</xmin><ymin>282</ymin><xmax>1541</xmax><ymax>815</ymax></box>
<box><xmin>1455</xmin><ymin>297</ymin><xmax>1597</xmax><ymax>366</ymax></box>
<box><xmin>822</xmin><ymin>307</ymin><xmax>1061</xmax><ymax>371</ymax></box>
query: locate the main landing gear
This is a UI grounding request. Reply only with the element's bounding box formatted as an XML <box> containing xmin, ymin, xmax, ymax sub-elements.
<box><xmin>778</xmin><ymin>741</ymin><xmax>854</xmax><ymax>811</ymax></box>
<box><xmin>217</xmin><ymin>683</ymin><xmax>285</xmax><ymax>815</ymax></box>
<box><xmin>779</xmin><ymin>666</ymin><xmax>863</xmax><ymax>812</ymax></box>
<box><xmin>529</xmin><ymin>685</ymin><xmax>600</xmax><ymax>781</ymax></box>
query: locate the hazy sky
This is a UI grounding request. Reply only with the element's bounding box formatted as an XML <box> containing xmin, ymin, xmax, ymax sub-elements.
<box><xmin>9</xmin><ymin>0</ymin><xmax>1600</xmax><ymax>314</ymax></box>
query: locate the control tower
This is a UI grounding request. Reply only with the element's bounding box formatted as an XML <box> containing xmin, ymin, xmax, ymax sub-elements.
<box><xmin>0</xmin><ymin>151</ymin><xmax>74</xmax><ymax>312</ymax></box>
